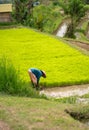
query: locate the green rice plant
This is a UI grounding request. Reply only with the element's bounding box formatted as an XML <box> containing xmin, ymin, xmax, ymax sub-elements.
<box><xmin>1</xmin><ymin>28</ymin><xmax>89</xmax><ymax>87</ymax></box>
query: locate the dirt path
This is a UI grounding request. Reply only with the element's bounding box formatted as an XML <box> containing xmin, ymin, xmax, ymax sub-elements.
<box><xmin>0</xmin><ymin>121</ymin><xmax>10</xmax><ymax>130</ymax></box>
<box><xmin>40</xmin><ymin>84</ymin><xmax>89</xmax><ymax>98</ymax></box>
<box><xmin>66</xmin><ymin>39</ymin><xmax>89</xmax><ymax>51</ymax></box>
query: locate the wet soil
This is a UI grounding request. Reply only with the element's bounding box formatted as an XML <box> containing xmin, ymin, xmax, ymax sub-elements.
<box><xmin>40</xmin><ymin>84</ymin><xmax>89</xmax><ymax>98</ymax></box>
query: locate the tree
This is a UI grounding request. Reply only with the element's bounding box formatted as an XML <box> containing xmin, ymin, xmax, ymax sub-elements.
<box><xmin>85</xmin><ymin>0</ymin><xmax>89</xmax><ymax>4</ymax></box>
<box><xmin>13</xmin><ymin>0</ymin><xmax>33</xmax><ymax>23</ymax></box>
<box><xmin>63</xmin><ymin>0</ymin><xmax>86</xmax><ymax>38</ymax></box>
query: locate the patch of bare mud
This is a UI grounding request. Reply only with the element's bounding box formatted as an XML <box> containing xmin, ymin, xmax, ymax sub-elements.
<box><xmin>0</xmin><ymin>120</ymin><xmax>10</xmax><ymax>130</ymax></box>
<box><xmin>40</xmin><ymin>84</ymin><xmax>89</xmax><ymax>98</ymax></box>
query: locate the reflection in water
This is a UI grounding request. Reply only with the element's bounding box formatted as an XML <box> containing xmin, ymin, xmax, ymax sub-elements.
<box><xmin>56</xmin><ymin>23</ymin><xmax>67</xmax><ymax>37</ymax></box>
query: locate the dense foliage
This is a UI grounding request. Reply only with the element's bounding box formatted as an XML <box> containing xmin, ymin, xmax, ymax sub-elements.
<box><xmin>0</xmin><ymin>0</ymin><xmax>11</xmax><ymax>4</ymax></box>
<box><xmin>12</xmin><ymin>0</ymin><xmax>33</xmax><ymax>23</ymax></box>
<box><xmin>85</xmin><ymin>0</ymin><xmax>89</xmax><ymax>4</ymax></box>
<box><xmin>12</xmin><ymin>0</ymin><xmax>88</xmax><ymax>37</ymax></box>
<box><xmin>12</xmin><ymin>0</ymin><xmax>64</xmax><ymax>33</ymax></box>
<box><xmin>63</xmin><ymin>0</ymin><xmax>87</xmax><ymax>38</ymax></box>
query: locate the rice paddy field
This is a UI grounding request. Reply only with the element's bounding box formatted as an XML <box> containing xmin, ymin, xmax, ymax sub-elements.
<box><xmin>0</xmin><ymin>27</ymin><xmax>89</xmax><ymax>87</ymax></box>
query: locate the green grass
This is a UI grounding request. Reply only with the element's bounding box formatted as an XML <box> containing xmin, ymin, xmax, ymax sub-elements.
<box><xmin>81</xmin><ymin>21</ymin><xmax>89</xmax><ymax>32</ymax></box>
<box><xmin>0</xmin><ymin>27</ymin><xmax>89</xmax><ymax>87</ymax></box>
<box><xmin>77</xmin><ymin>32</ymin><xmax>89</xmax><ymax>42</ymax></box>
<box><xmin>82</xmin><ymin>93</ymin><xmax>89</xmax><ymax>98</ymax></box>
<box><xmin>0</xmin><ymin>94</ymin><xmax>88</xmax><ymax>130</ymax></box>
<box><xmin>54</xmin><ymin>96</ymin><xmax>77</xmax><ymax>104</ymax></box>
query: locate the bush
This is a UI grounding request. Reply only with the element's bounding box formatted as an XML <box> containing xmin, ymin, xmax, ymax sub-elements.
<box><xmin>0</xmin><ymin>57</ymin><xmax>26</xmax><ymax>95</ymax></box>
<box><xmin>53</xmin><ymin>1</ymin><xmax>60</xmax><ymax>6</ymax></box>
<box><xmin>0</xmin><ymin>0</ymin><xmax>11</xmax><ymax>4</ymax></box>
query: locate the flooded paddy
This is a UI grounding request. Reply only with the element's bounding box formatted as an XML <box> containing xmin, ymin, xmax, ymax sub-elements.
<box><xmin>40</xmin><ymin>84</ymin><xmax>89</xmax><ymax>98</ymax></box>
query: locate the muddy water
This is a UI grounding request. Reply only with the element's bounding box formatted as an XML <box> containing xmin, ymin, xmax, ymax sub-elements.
<box><xmin>56</xmin><ymin>23</ymin><xmax>67</xmax><ymax>37</ymax></box>
<box><xmin>40</xmin><ymin>84</ymin><xmax>89</xmax><ymax>98</ymax></box>
<box><xmin>84</xmin><ymin>121</ymin><xmax>89</xmax><ymax>126</ymax></box>
<box><xmin>82</xmin><ymin>120</ymin><xmax>89</xmax><ymax>127</ymax></box>
<box><xmin>86</xmin><ymin>122</ymin><xmax>89</xmax><ymax>126</ymax></box>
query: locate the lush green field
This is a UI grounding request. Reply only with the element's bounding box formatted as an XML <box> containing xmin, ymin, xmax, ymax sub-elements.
<box><xmin>0</xmin><ymin>28</ymin><xmax>89</xmax><ymax>87</ymax></box>
<box><xmin>0</xmin><ymin>94</ymin><xmax>88</xmax><ymax>130</ymax></box>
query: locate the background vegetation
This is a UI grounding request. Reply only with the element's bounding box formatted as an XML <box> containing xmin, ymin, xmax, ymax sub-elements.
<box><xmin>25</xmin><ymin>4</ymin><xmax>64</xmax><ymax>33</ymax></box>
<box><xmin>12</xmin><ymin>0</ymin><xmax>65</xmax><ymax>33</ymax></box>
<box><xmin>0</xmin><ymin>0</ymin><xmax>11</xmax><ymax>4</ymax></box>
<box><xmin>12</xmin><ymin>0</ymin><xmax>89</xmax><ymax>38</ymax></box>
